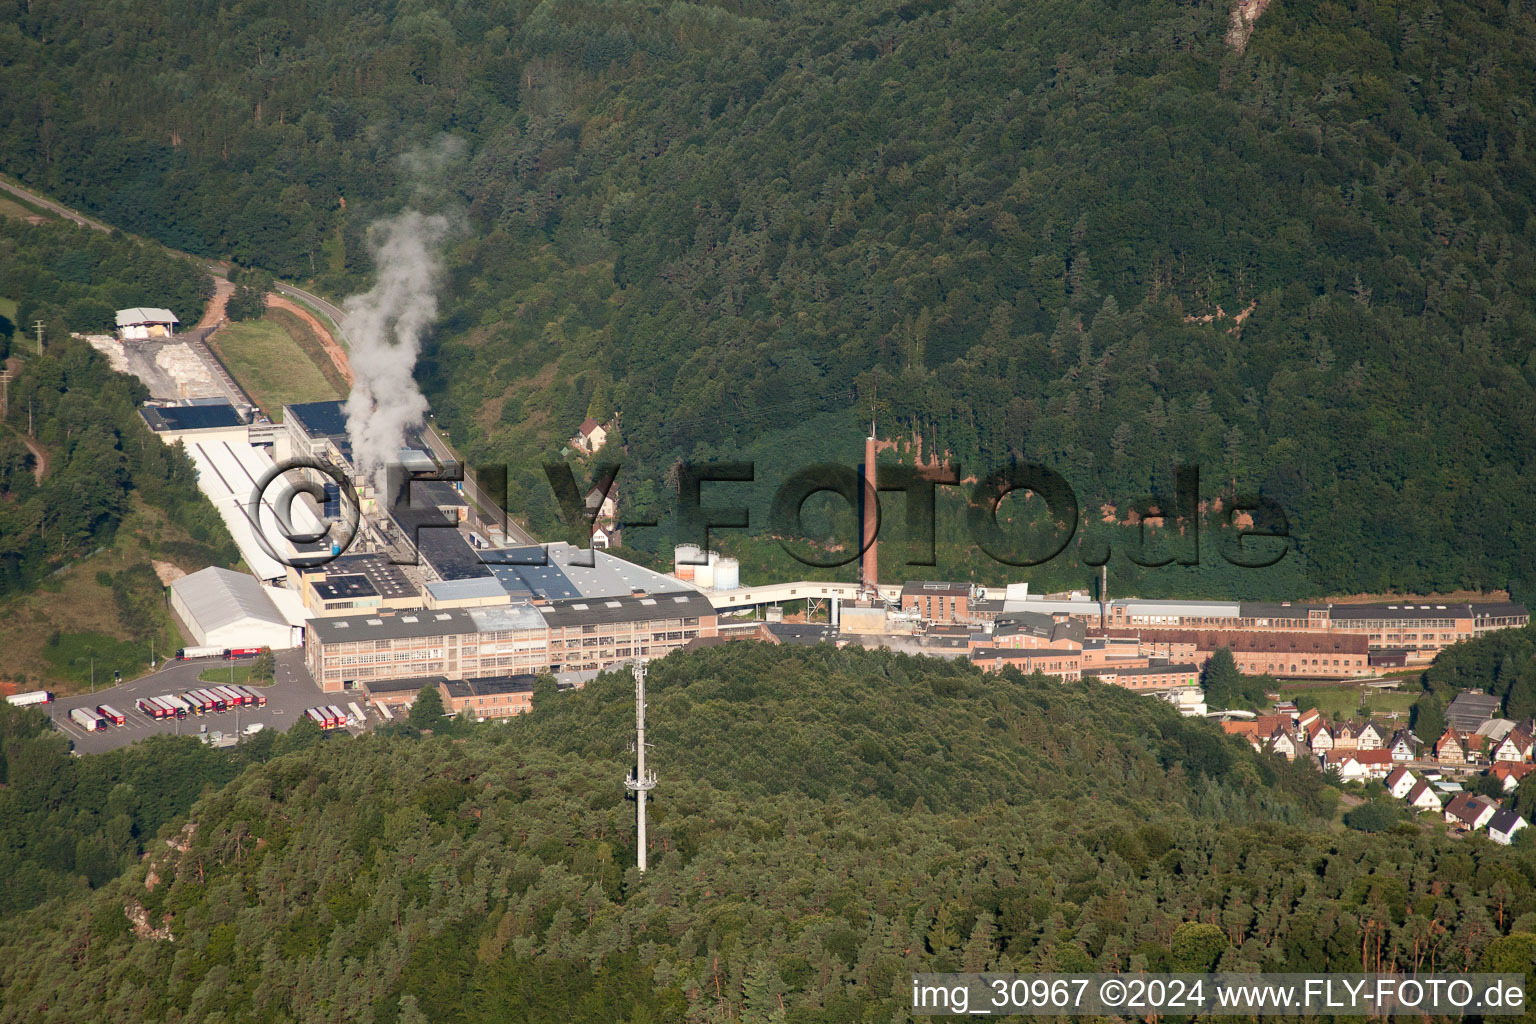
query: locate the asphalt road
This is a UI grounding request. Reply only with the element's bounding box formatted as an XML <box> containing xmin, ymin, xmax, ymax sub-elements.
<box><xmin>0</xmin><ymin>177</ymin><xmax>111</xmax><ymax>233</ymax></box>
<box><xmin>45</xmin><ymin>650</ymin><xmax>370</xmax><ymax>754</ymax></box>
<box><xmin>274</xmin><ymin>282</ymin><xmax>349</xmax><ymax>346</ymax></box>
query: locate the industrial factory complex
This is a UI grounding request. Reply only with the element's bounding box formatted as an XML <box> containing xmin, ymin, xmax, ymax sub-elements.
<box><xmin>121</xmin><ymin>400</ymin><xmax>1530</xmax><ymax>723</ymax></box>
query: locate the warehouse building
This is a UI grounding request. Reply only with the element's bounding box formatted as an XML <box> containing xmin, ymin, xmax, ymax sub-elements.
<box><xmin>116</xmin><ymin>307</ymin><xmax>180</xmax><ymax>341</ymax></box>
<box><xmin>306</xmin><ymin>591</ymin><xmax>718</xmax><ymax>692</ymax></box>
<box><xmin>169</xmin><ymin>566</ymin><xmax>300</xmax><ymax>650</ymax></box>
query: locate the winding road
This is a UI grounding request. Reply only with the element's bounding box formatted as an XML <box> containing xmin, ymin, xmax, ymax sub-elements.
<box><xmin>2</xmin><ymin>172</ymin><xmax>532</xmax><ymax>541</ymax></box>
<box><xmin>275</xmin><ymin>282</ymin><xmax>350</xmax><ymax>346</ymax></box>
<box><xmin>0</xmin><ymin>175</ymin><xmax>349</xmax><ymax>345</ymax></box>
<box><xmin>0</xmin><ymin>177</ymin><xmax>111</xmax><ymax>233</ymax></box>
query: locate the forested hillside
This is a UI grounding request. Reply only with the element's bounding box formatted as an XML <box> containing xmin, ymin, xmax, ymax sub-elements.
<box><xmin>0</xmin><ymin>703</ymin><xmax>296</xmax><ymax>919</ymax></box>
<box><xmin>3</xmin><ymin>644</ymin><xmax>1535</xmax><ymax>1023</ymax></box>
<box><xmin>4</xmin><ymin>0</ymin><xmax>1536</xmax><ymax>597</ymax></box>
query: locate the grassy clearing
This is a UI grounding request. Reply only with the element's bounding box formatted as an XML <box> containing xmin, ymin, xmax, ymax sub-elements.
<box><xmin>207</xmin><ymin>315</ymin><xmax>340</xmax><ymax>416</ymax></box>
<box><xmin>1277</xmin><ymin>681</ymin><xmax>1418</xmax><ymax>720</ymax></box>
<box><xmin>42</xmin><ymin>632</ymin><xmax>147</xmax><ymax>688</ymax></box>
<box><xmin>0</xmin><ymin>296</ymin><xmax>17</xmax><ymax>324</ymax></box>
<box><xmin>266</xmin><ymin>307</ymin><xmax>349</xmax><ymax>394</ymax></box>
<box><xmin>0</xmin><ymin>499</ymin><xmax>195</xmax><ymax>694</ymax></box>
<box><xmin>0</xmin><ymin>195</ymin><xmax>48</xmax><ymax>223</ymax></box>
<box><xmin>198</xmin><ymin>664</ymin><xmax>261</xmax><ymax>684</ymax></box>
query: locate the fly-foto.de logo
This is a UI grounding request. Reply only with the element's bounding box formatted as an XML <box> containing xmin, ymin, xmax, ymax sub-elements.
<box><xmin>247</xmin><ymin>458</ymin><xmax>1289</xmax><ymax>571</ymax></box>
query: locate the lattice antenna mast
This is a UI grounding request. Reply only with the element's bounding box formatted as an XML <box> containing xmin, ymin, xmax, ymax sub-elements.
<box><xmin>624</xmin><ymin>661</ymin><xmax>658</xmax><ymax>872</ymax></box>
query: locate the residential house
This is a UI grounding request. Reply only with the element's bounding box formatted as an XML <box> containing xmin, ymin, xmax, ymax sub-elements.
<box><xmin>1333</xmin><ymin>721</ymin><xmax>1361</xmax><ymax>751</ymax></box>
<box><xmin>1356</xmin><ymin>722</ymin><xmax>1386</xmax><ymax>750</ymax></box>
<box><xmin>570</xmin><ymin>417</ymin><xmax>609</xmax><ymax>454</ymax></box>
<box><xmin>1493</xmin><ymin>730</ymin><xmax>1532</xmax><ymax>764</ymax></box>
<box><xmin>1305</xmin><ymin>719</ymin><xmax>1334</xmax><ymax>754</ymax></box>
<box><xmin>1389</xmin><ymin>730</ymin><xmax>1416</xmax><ymax>762</ymax></box>
<box><xmin>1385</xmin><ymin>766</ymin><xmax>1417</xmax><ymax>800</ymax></box>
<box><xmin>1488</xmin><ymin>810</ymin><xmax>1529</xmax><ymax>846</ymax></box>
<box><xmin>1444</xmin><ymin>793</ymin><xmax>1498</xmax><ymax>830</ymax></box>
<box><xmin>1435</xmin><ymin>729</ymin><xmax>1467</xmax><ymax>765</ymax></box>
<box><xmin>1266</xmin><ymin>728</ymin><xmax>1297</xmax><ymax>761</ymax></box>
<box><xmin>1490</xmin><ymin>763</ymin><xmax>1536</xmax><ymax>792</ymax></box>
<box><xmin>1404</xmin><ymin>780</ymin><xmax>1443</xmax><ymax>813</ymax></box>
<box><xmin>1339</xmin><ymin>749</ymin><xmax>1393</xmax><ymax>781</ymax></box>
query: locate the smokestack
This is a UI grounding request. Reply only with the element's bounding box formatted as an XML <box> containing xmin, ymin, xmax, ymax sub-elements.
<box><xmin>1100</xmin><ymin>564</ymin><xmax>1108</xmax><ymax>629</ymax></box>
<box><xmin>862</xmin><ymin>433</ymin><xmax>878</xmax><ymax>594</ymax></box>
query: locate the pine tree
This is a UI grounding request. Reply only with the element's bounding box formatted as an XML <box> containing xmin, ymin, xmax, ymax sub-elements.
<box><xmin>1411</xmin><ymin>694</ymin><xmax>1446</xmax><ymax>742</ymax></box>
<box><xmin>1506</xmin><ymin>666</ymin><xmax>1536</xmax><ymax>720</ymax></box>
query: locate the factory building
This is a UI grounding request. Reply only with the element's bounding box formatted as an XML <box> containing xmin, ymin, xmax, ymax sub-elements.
<box><xmin>305</xmin><ymin>591</ymin><xmax>718</xmax><ymax>692</ymax></box>
<box><xmin>169</xmin><ymin>566</ymin><xmax>301</xmax><ymax>650</ymax></box>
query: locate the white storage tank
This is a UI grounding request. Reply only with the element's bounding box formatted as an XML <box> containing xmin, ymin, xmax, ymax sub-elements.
<box><xmin>712</xmin><ymin>557</ymin><xmax>739</xmax><ymax>591</ymax></box>
<box><xmin>694</xmin><ymin>556</ymin><xmax>715</xmax><ymax>589</ymax></box>
<box><xmin>673</xmin><ymin>544</ymin><xmax>702</xmax><ymax>581</ymax></box>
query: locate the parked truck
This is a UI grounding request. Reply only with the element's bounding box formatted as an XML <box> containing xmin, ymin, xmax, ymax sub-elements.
<box><xmin>176</xmin><ymin>645</ymin><xmax>224</xmax><ymax>660</ymax></box>
<box><xmin>96</xmin><ymin>704</ymin><xmax>126</xmax><ymax>726</ymax></box>
<box><xmin>70</xmin><ymin>707</ymin><xmax>107</xmax><ymax>732</ymax></box>
<box><xmin>6</xmin><ymin>690</ymin><xmax>54</xmax><ymax>707</ymax></box>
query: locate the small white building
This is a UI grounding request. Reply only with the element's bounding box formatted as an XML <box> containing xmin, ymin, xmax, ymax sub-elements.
<box><xmin>1385</xmin><ymin>766</ymin><xmax>1417</xmax><ymax>800</ymax></box>
<box><xmin>169</xmin><ymin>566</ymin><xmax>298</xmax><ymax>651</ymax></box>
<box><xmin>571</xmin><ymin>417</ymin><xmax>608</xmax><ymax>454</ymax></box>
<box><xmin>1489</xmin><ymin>810</ymin><xmax>1529</xmax><ymax>846</ymax></box>
<box><xmin>116</xmin><ymin>307</ymin><xmax>180</xmax><ymax>341</ymax></box>
<box><xmin>1404</xmin><ymin>780</ymin><xmax>1443</xmax><ymax>813</ymax></box>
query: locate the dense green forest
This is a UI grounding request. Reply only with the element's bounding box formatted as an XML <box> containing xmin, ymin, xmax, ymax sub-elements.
<box><xmin>4</xmin><ymin>643</ymin><xmax>1536</xmax><ymax>1022</ymax></box>
<box><xmin>5</xmin><ymin>0</ymin><xmax>1536</xmax><ymax>599</ymax></box>
<box><xmin>0</xmin><ymin>218</ymin><xmax>210</xmax><ymax>341</ymax></box>
<box><xmin>0</xmin><ymin>221</ymin><xmax>234</xmax><ymax>596</ymax></box>
<box><xmin>0</xmin><ymin>702</ymin><xmax>299</xmax><ymax>919</ymax></box>
<box><xmin>0</xmin><ymin>218</ymin><xmax>233</xmax><ymax>597</ymax></box>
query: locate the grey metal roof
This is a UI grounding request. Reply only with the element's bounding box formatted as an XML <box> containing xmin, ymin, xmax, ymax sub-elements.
<box><xmin>765</xmin><ymin>623</ymin><xmax>838</xmax><ymax>646</ymax></box>
<box><xmin>313</xmin><ymin>574</ymin><xmax>379</xmax><ymax>601</ymax></box>
<box><xmin>313</xmin><ymin>554</ymin><xmax>419</xmax><ymax>599</ymax></box>
<box><xmin>467</xmin><ymin>604</ymin><xmax>547</xmax><ymax>632</ymax></box>
<box><xmin>444</xmin><ymin>674</ymin><xmax>537</xmax><ymax>698</ymax></box>
<box><xmin>481</xmin><ymin>542</ymin><xmax>689</xmax><ymax>601</ymax></box>
<box><xmin>284</xmin><ymin>401</ymin><xmax>349</xmax><ymax>440</ymax></box>
<box><xmin>426</xmin><ymin>577</ymin><xmax>507</xmax><ymax>603</ymax></box>
<box><xmin>1001</xmin><ymin>595</ymin><xmax>1099</xmax><ymax>615</ymax></box>
<box><xmin>1330</xmin><ymin>603</ymin><xmax>1468</xmax><ymax>620</ymax></box>
<box><xmin>140</xmin><ymin>403</ymin><xmax>245</xmax><ymax>433</ymax></box>
<box><xmin>538</xmin><ymin>590</ymin><xmax>714</xmax><ymax>628</ymax></box>
<box><xmin>170</xmin><ymin>567</ymin><xmax>287</xmax><ymax>632</ymax></box>
<box><xmin>363</xmin><ymin>675</ymin><xmax>447</xmax><ymax>694</ymax></box>
<box><xmin>308</xmin><ymin>608</ymin><xmax>478</xmax><ymax>644</ymax></box>
<box><xmin>1115</xmin><ymin>599</ymin><xmax>1241</xmax><ymax>617</ymax></box>
<box><xmin>1447</xmin><ymin>692</ymin><xmax>1502</xmax><ymax>730</ymax></box>
<box><xmin>902</xmin><ymin>581</ymin><xmax>972</xmax><ymax>596</ymax></box>
<box><xmin>1105</xmin><ymin>663</ymin><xmax>1201</xmax><ymax>676</ymax></box>
<box><xmin>115</xmin><ymin>307</ymin><xmax>179</xmax><ymax>326</ymax></box>
<box><xmin>1238</xmin><ymin>601</ymin><xmax>1327</xmax><ymax>618</ymax></box>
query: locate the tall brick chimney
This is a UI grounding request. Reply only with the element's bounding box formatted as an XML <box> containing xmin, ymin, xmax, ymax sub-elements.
<box><xmin>861</xmin><ymin>433</ymin><xmax>878</xmax><ymax>593</ymax></box>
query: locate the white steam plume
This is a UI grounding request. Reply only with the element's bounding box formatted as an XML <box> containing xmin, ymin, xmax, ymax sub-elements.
<box><xmin>342</xmin><ymin>210</ymin><xmax>451</xmax><ymax>494</ymax></box>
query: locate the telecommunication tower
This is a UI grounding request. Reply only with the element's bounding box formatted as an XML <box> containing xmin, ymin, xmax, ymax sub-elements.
<box><xmin>624</xmin><ymin>661</ymin><xmax>658</xmax><ymax>872</ymax></box>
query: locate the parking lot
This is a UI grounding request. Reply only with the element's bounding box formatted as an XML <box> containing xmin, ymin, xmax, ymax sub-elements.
<box><xmin>45</xmin><ymin>650</ymin><xmax>374</xmax><ymax>753</ymax></box>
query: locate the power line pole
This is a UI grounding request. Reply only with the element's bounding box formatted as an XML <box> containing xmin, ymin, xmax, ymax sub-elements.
<box><xmin>32</xmin><ymin>320</ymin><xmax>44</xmax><ymax>354</ymax></box>
<box><xmin>624</xmin><ymin>661</ymin><xmax>657</xmax><ymax>873</ymax></box>
<box><xmin>0</xmin><ymin>369</ymin><xmax>12</xmax><ymax>420</ymax></box>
